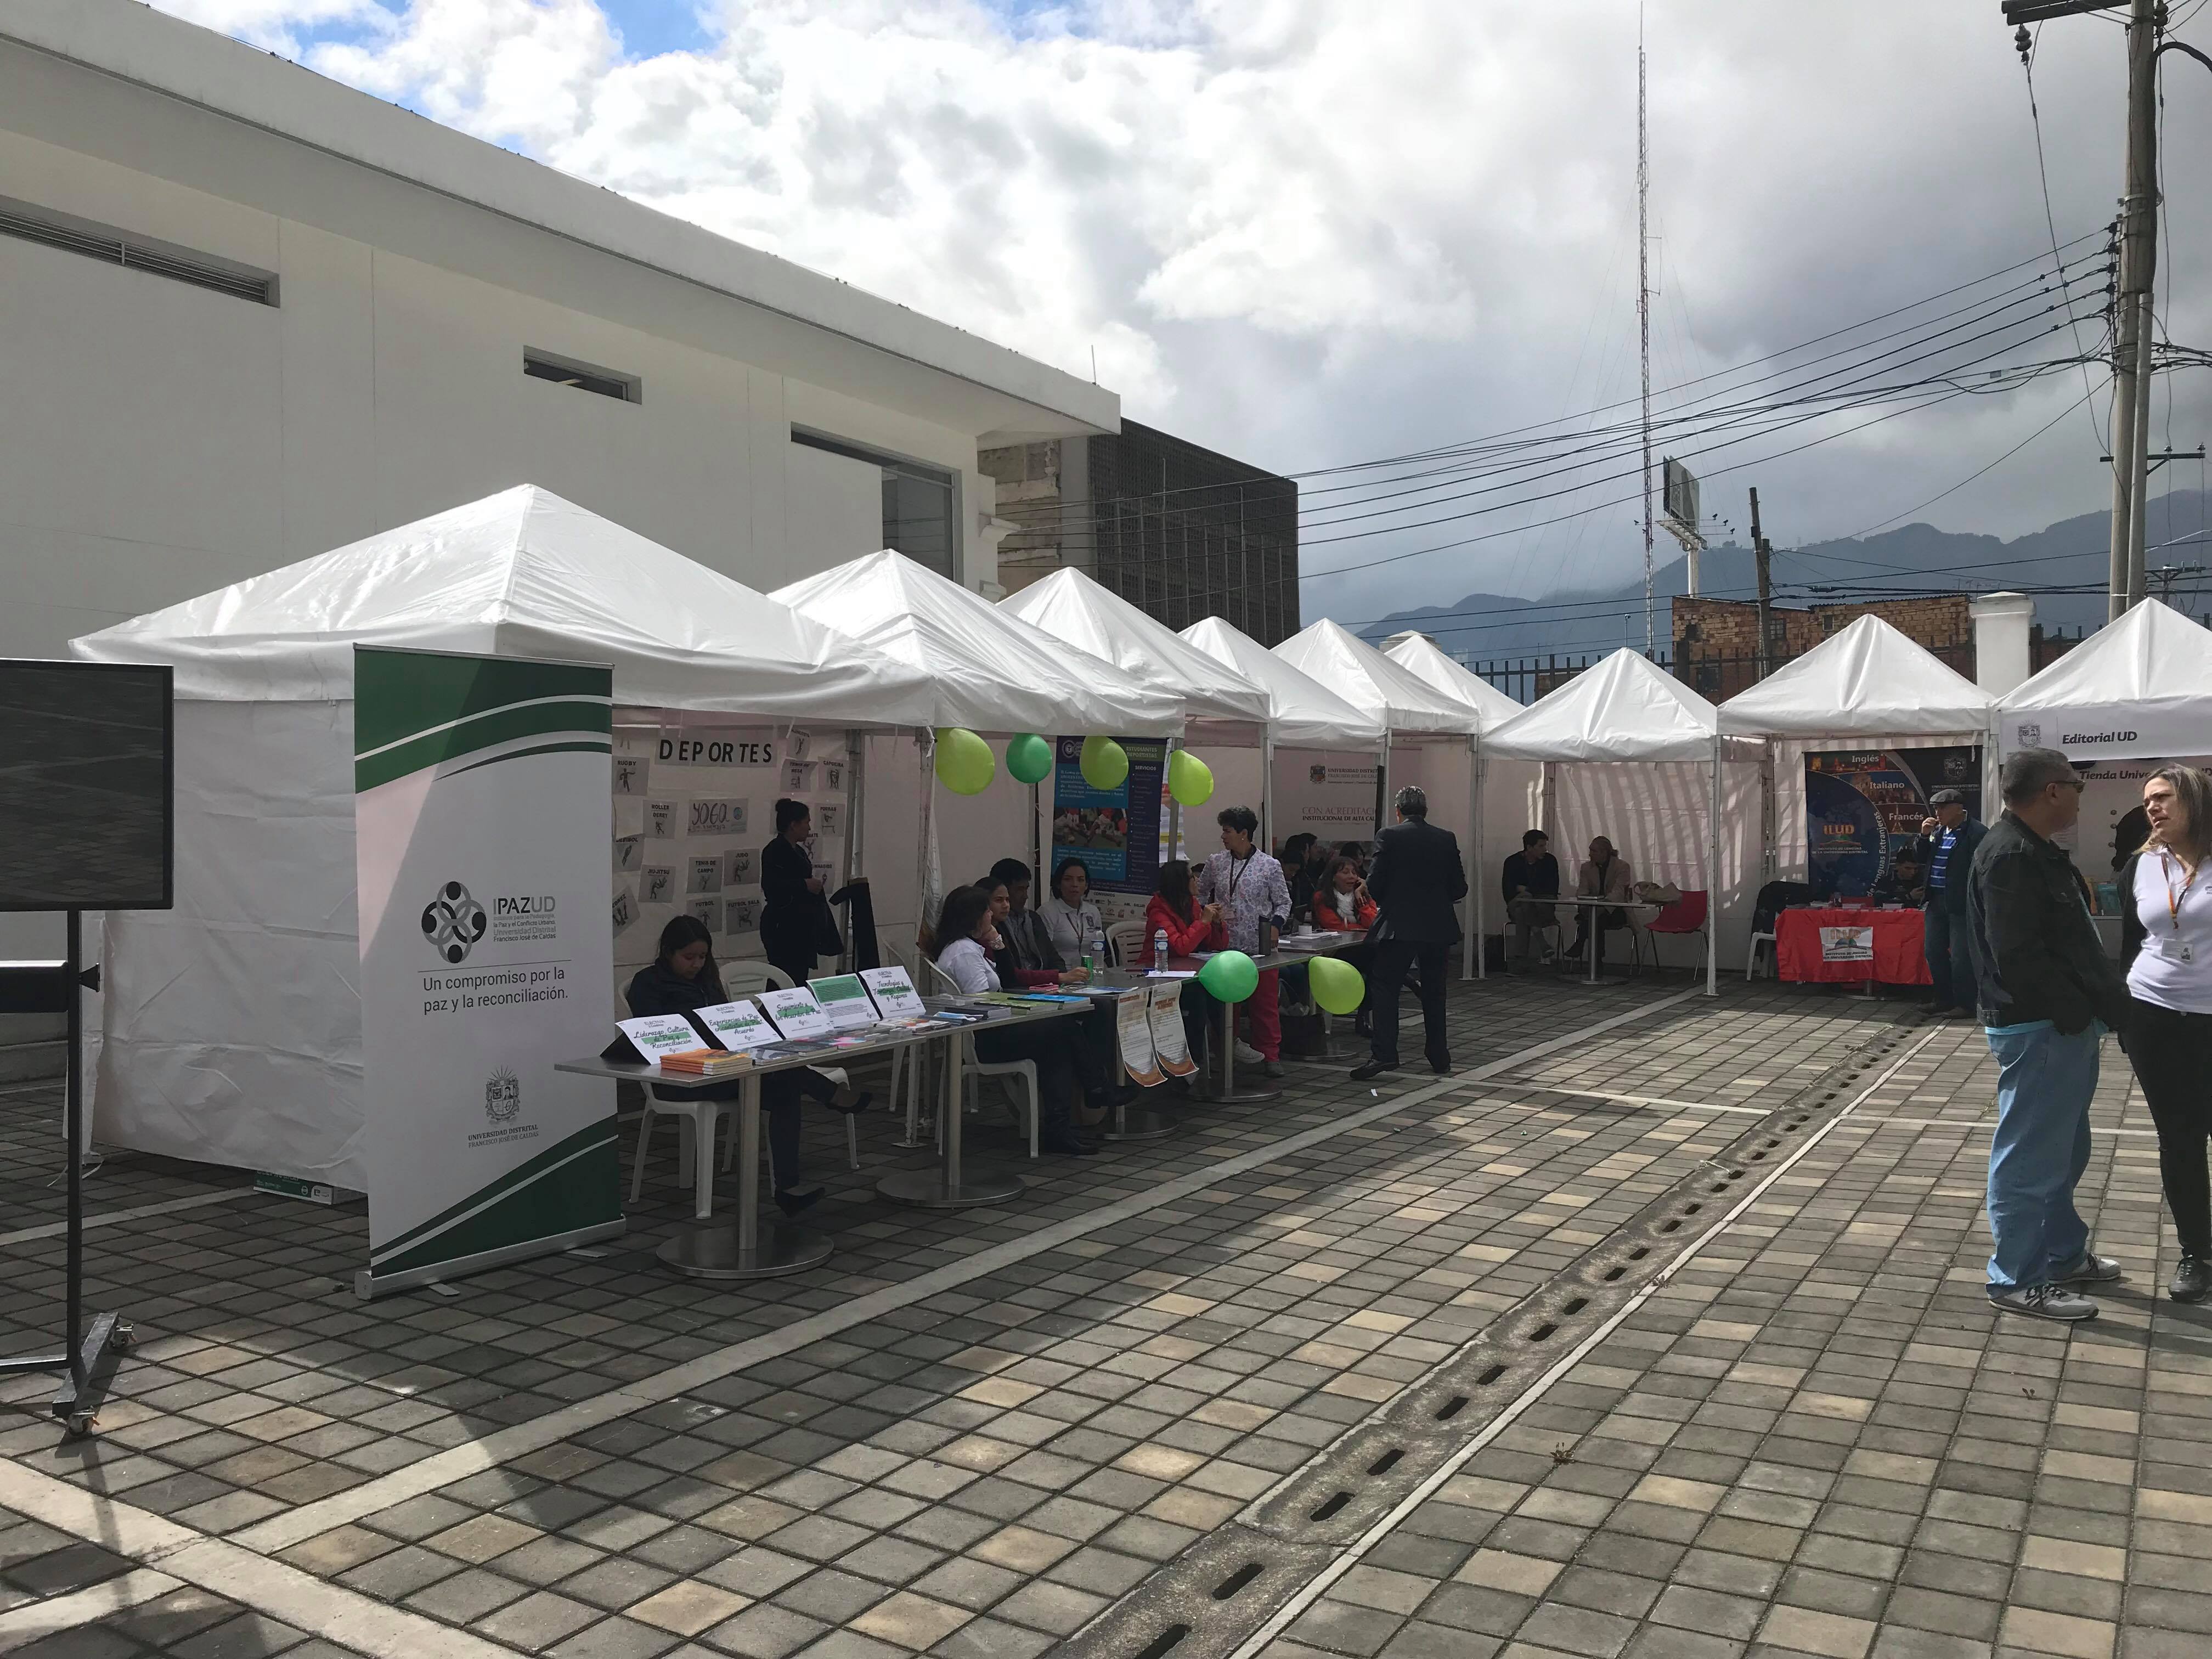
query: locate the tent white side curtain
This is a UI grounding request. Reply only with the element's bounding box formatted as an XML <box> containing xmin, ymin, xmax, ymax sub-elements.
<box><xmin>1545</xmin><ymin>758</ymin><xmax>1762</xmax><ymax>985</ymax></box>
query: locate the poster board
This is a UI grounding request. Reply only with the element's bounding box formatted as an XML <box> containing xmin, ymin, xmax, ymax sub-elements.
<box><xmin>1804</xmin><ymin>747</ymin><xmax>1982</xmax><ymax>900</ymax></box>
<box><xmin>1272</xmin><ymin>748</ymin><xmax>1381</xmax><ymax>846</ymax></box>
<box><xmin>353</xmin><ymin>646</ymin><xmax>623</xmax><ymax>1297</ymax></box>
<box><xmin>1052</xmin><ymin>736</ymin><xmax>1166</xmax><ymax>896</ymax></box>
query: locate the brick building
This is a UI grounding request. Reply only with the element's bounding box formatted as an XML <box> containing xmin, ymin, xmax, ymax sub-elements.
<box><xmin>1671</xmin><ymin>596</ymin><xmax>2079</xmax><ymax>700</ymax></box>
<box><xmin>980</xmin><ymin>420</ymin><xmax>1299</xmax><ymax>645</ymax></box>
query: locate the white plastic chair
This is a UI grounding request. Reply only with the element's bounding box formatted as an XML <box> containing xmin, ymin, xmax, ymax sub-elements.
<box><xmin>1745</xmin><ymin>931</ymin><xmax>1776</xmax><ymax>980</ymax></box>
<box><xmin>1105</xmin><ymin>920</ymin><xmax>1148</xmax><ymax>968</ymax></box>
<box><xmin>921</xmin><ymin>953</ymin><xmax>1040</xmax><ymax>1158</ymax></box>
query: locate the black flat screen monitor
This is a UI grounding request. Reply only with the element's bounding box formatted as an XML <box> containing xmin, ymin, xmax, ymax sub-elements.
<box><xmin>0</xmin><ymin>661</ymin><xmax>173</xmax><ymax>912</ymax></box>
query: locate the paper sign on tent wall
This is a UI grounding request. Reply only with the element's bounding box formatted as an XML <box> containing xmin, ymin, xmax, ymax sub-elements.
<box><xmin>353</xmin><ymin>646</ymin><xmax>622</xmax><ymax>1297</ymax></box>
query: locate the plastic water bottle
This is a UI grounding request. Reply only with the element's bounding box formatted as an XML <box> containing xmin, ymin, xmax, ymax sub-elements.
<box><xmin>1087</xmin><ymin>930</ymin><xmax>1105</xmax><ymax>974</ymax></box>
<box><xmin>1153</xmin><ymin>928</ymin><xmax>1170</xmax><ymax>973</ymax></box>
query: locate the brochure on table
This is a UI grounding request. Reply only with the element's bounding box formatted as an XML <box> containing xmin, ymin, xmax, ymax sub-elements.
<box><xmin>860</xmin><ymin>967</ymin><xmax>925</xmax><ymax>1019</ymax></box>
<box><xmin>693</xmin><ymin>999</ymin><xmax>777</xmax><ymax>1052</ymax></box>
<box><xmin>617</xmin><ymin>1013</ymin><xmax>708</xmax><ymax>1063</ymax></box>
<box><xmin>808</xmin><ymin>974</ymin><xmax>877</xmax><ymax>1030</ymax></box>
<box><xmin>759</xmin><ymin>984</ymin><xmax>832</xmax><ymax>1038</ymax></box>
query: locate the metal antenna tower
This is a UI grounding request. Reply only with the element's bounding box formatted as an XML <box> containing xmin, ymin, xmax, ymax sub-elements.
<box><xmin>1638</xmin><ymin>0</ymin><xmax>1655</xmax><ymax>653</ymax></box>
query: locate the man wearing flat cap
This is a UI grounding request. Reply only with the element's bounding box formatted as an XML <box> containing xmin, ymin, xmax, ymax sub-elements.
<box><xmin>1922</xmin><ymin>787</ymin><xmax>1987</xmax><ymax>1018</ymax></box>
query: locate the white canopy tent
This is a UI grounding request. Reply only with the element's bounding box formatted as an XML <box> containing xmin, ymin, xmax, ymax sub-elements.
<box><xmin>999</xmin><ymin>568</ymin><xmax>1271</xmax><ymax>744</ymax></box>
<box><xmin>1721</xmin><ymin>615</ymin><xmax>1996</xmax><ymax>902</ymax></box>
<box><xmin>1487</xmin><ymin>649</ymin><xmax>1763</xmax><ymax>995</ymax></box>
<box><xmin>775</xmin><ymin>550</ymin><xmax>1184</xmax><ymax>947</ymax></box>
<box><xmin>1997</xmin><ymin>597</ymin><xmax>2212</xmax><ymax>761</ymax></box>
<box><xmin>1383</xmin><ymin>631</ymin><xmax>1540</xmax><ymax>978</ymax></box>
<box><xmin>1180</xmin><ymin>616</ymin><xmax>1386</xmax><ymax>856</ymax></box>
<box><xmin>1273</xmin><ymin>619</ymin><xmax>1479</xmax><ymax>741</ymax></box>
<box><xmin>70</xmin><ymin>485</ymin><xmax>939</xmax><ymax>1189</ymax></box>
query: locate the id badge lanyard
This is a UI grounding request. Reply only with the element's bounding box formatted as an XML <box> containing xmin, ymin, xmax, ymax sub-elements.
<box><xmin>2164</xmin><ymin>851</ymin><xmax>2199</xmax><ymax>963</ymax></box>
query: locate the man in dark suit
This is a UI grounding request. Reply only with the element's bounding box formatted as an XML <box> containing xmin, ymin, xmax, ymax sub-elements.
<box><xmin>1353</xmin><ymin>786</ymin><xmax>1469</xmax><ymax>1080</ymax></box>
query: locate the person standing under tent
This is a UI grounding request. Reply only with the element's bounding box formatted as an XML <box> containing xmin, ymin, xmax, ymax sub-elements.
<box><xmin>1198</xmin><ymin>806</ymin><xmax>1292</xmax><ymax>1079</ymax></box>
<box><xmin>2118</xmin><ymin>765</ymin><xmax>2212</xmax><ymax>1304</ymax></box>
<box><xmin>1502</xmin><ymin>829</ymin><xmax>1562</xmax><ymax>969</ymax></box>
<box><xmin>1353</xmin><ymin>786</ymin><xmax>1466</xmax><ymax>1080</ymax></box>
<box><xmin>1970</xmin><ymin>748</ymin><xmax>2129</xmax><ymax>1323</ymax></box>
<box><xmin>760</xmin><ymin>798</ymin><xmax>830</xmax><ymax>987</ymax></box>
<box><xmin>1922</xmin><ymin>787</ymin><xmax>1987</xmax><ymax>1019</ymax></box>
<box><xmin>1040</xmin><ymin>857</ymin><xmax>1107</xmax><ymax>966</ymax></box>
<box><xmin>624</xmin><ymin>916</ymin><xmax>867</xmax><ymax>1217</ymax></box>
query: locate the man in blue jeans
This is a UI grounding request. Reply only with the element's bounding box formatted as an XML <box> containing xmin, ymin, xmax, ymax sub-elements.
<box><xmin>1923</xmin><ymin>788</ymin><xmax>1986</xmax><ymax>1018</ymax></box>
<box><xmin>1969</xmin><ymin>747</ymin><xmax>2131</xmax><ymax>1322</ymax></box>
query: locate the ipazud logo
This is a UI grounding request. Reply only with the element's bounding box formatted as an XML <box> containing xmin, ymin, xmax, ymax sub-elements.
<box><xmin>422</xmin><ymin>881</ymin><xmax>488</xmax><ymax>963</ymax></box>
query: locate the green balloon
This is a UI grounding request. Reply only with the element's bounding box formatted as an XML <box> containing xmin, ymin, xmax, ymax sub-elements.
<box><xmin>1197</xmin><ymin>949</ymin><xmax>1260</xmax><ymax>1004</ymax></box>
<box><xmin>933</xmin><ymin>727</ymin><xmax>995</xmax><ymax>796</ymax></box>
<box><xmin>1167</xmin><ymin>749</ymin><xmax>1215</xmax><ymax>806</ymax></box>
<box><xmin>1006</xmin><ymin>732</ymin><xmax>1053</xmax><ymax>786</ymax></box>
<box><xmin>1079</xmin><ymin>735</ymin><xmax>1130</xmax><ymax>791</ymax></box>
<box><xmin>1307</xmin><ymin>955</ymin><xmax>1366</xmax><ymax>1015</ymax></box>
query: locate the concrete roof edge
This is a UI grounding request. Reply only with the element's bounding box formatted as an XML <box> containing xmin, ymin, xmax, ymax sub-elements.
<box><xmin>10</xmin><ymin>0</ymin><xmax>1122</xmax><ymax>437</ymax></box>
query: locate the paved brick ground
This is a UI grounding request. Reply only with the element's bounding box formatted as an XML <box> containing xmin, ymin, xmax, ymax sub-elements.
<box><xmin>1</xmin><ymin>976</ymin><xmax>2202</xmax><ymax>1659</ymax></box>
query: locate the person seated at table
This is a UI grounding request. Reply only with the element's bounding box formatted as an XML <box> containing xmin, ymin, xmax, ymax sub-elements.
<box><xmin>1041</xmin><ymin>857</ymin><xmax>1106</xmax><ymax>966</ymax></box>
<box><xmin>1283</xmin><ymin>833</ymin><xmax>1328</xmax><ymax>920</ymax></box>
<box><xmin>1501</xmin><ymin>830</ymin><xmax>1562</xmax><ymax>969</ymax></box>
<box><xmin>932</xmin><ymin>885</ymin><xmax>1096</xmax><ymax>1156</ymax></box>
<box><xmin>973</xmin><ymin>876</ymin><xmax>1129</xmax><ymax>1121</ymax></box>
<box><xmin>973</xmin><ymin>875</ymin><xmax>1082</xmax><ymax>989</ymax></box>
<box><xmin>1569</xmin><ymin>836</ymin><xmax>1649</xmax><ymax>969</ymax></box>
<box><xmin>624</xmin><ymin>916</ymin><xmax>867</xmax><ymax>1218</ymax></box>
<box><xmin>1313</xmin><ymin>856</ymin><xmax>1378</xmax><ymax>933</ymax></box>
<box><xmin>1872</xmin><ymin>850</ymin><xmax>1927</xmax><ymax>907</ymax></box>
<box><xmin>1146</xmin><ymin>858</ymin><xmax>1221</xmax><ymax>1069</ymax></box>
<box><xmin>989</xmin><ymin>858</ymin><xmax>1077</xmax><ymax>978</ymax></box>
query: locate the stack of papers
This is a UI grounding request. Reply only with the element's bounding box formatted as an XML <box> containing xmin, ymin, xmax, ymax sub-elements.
<box><xmin>657</xmin><ymin>1048</ymin><xmax>754</xmax><ymax>1077</ymax></box>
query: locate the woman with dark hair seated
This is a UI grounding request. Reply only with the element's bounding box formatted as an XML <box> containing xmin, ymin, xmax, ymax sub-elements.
<box><xmin>1145</xmin><ymin>858</ymin><xmax>1220</xmax><ymax>1069</ymax></box>
<box><xmin>625</xmin><ymin>916</ymin><xmax>867</xmax><ymax>1217</ymax></box>
<box><xmin>971</xmin><ymin>875</ymin><xmax>1127</xmax><ymax>1124</ymax></box>
<box><xmin>933</xmin><ymin>885</ymin><xmax>1097</xmax><ymax>1156</ymax></box>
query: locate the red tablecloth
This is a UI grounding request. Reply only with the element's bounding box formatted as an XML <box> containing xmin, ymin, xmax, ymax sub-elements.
<box><xmin>1774</xmin><ymin>907</ymin><xmax>1932</xmax><ymax>985</ymax></box>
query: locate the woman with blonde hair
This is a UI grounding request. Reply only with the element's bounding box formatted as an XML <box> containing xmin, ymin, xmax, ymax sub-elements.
<box><xmin>2120</xmin><ymin>763</ymin><xmax>2212</xmax><ymax>1302</ymax></box>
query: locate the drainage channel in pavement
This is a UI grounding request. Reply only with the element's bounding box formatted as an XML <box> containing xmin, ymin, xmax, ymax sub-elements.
<box><xmin>1053</xmin><ymin>1008</ymin><xmax>1938</xmax><ymax>1659</ymax></box>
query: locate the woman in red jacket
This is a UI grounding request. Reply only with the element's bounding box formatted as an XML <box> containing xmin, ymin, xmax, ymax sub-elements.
<box><xmin>1146</xmin><ymin>859</ymin><xmax>1221</xmax><ymax>1071</ymax></box>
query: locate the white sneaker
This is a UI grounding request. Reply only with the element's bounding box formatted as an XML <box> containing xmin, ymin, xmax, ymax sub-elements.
<box><xmin>1233</xmin><ymin>1040</ymin><xmax>1265</xmax><ymax>1066</ymax></box>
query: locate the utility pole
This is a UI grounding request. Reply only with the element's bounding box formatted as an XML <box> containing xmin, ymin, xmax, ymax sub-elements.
<box><xmin>1749</xmin><ymin>488</ymin><xmax>1775</xmax><ymax>681</ymax></box>
<box><xmin>1638</xmin><ymin>1</ymin><xmax>1656</xmax><ymax>653</ymax></box>
<box><xmin>2004</xmin><ymin>0</ymin><xmax>2161</xmax><ymax>617</ymax></box>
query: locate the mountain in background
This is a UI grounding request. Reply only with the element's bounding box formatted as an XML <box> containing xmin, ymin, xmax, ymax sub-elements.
<box><xmin>1355</xmin><ymin>489</ymin><xmax>2210</xmax><ymax>665</ymax></box>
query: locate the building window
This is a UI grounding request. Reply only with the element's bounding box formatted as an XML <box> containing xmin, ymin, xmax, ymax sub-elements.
<box><xmin>792</xmin><ymin>431</ymin><xmax>958</xmax><ymax>579</ymax></box>
<box><xmin>524</xmin><ymin>351</ymin><xmax>641</xmax><ymax>403</ymax></box>
<box><xmin>0</xmin><ymin>195</ymin><xmax>276</xmax><ymax>306</ymax></box>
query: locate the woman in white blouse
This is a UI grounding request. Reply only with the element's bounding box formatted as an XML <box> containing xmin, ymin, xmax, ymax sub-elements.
<box><xmin>1041</xmin><ymin>858</ymin><xmax>1107</xmax><ymax>965</ymax></box>
<box><xmin>933</xmin><ymin>884</ymin><xmax>1095</xmax><ymax>1156</ymax></box>
<box><xmin>2121</xmin><ymin>764</ymin><xmax>2212</xmax><ymax>1304</ymax></box>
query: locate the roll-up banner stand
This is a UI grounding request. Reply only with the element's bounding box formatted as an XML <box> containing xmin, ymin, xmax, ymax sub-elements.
<box><xmin>352</xmin><ymin>646</ymin><xmax>624</xmax><ymax>1298</ymax></box>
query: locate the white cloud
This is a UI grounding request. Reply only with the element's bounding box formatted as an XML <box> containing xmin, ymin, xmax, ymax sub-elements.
<box><xmin>143</xmin><ymin>0</ymin><xmax>2212</xmax><ymax>629</ymax></box>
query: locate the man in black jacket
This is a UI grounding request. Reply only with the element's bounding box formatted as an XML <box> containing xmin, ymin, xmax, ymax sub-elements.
<box><xmin>1970</xmin><ymin>747</ymin><xmax>2131</xmax><ymax>1323</ymax></box>
<box><xmin>1353</xmin><ymin>786</ymin><xmax>1469</xmax><ymax>1080</ymax></box>
<box><xmin>1923</xmin><ymin>788</ymin><xmax>1987</xmax><ymax>1017</ymax></box>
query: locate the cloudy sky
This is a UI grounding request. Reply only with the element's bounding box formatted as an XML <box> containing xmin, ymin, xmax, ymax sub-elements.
<box><xmin>154</xmin><ymin>1</ymin><xmax>2212</xmax><ymax>636</ymax></box>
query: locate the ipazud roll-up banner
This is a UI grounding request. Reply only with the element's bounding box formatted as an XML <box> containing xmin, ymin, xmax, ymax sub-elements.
<box><xmin>353</xmin><ymin>646</ymin><xmax>623</xmax><ymax>1297</ymax></box>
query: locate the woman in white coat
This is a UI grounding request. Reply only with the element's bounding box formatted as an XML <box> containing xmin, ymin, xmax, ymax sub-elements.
<box><xmin>1041</xmin><ymin>857</ymin><xmax>1107</xmax><ymax>965</ymax></box>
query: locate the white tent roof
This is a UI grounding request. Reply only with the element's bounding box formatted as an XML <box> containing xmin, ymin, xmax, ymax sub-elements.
<box><xmin>1274</xmin><ymin>618</ymin><xmax>1477</xmax><ymax>738</ymax></box>
<box><xmin>774</xmin><ymin>550</ymin><xmax>1183</xmax><ymax>737</ymax></box>
<box><xmin>1486</xmin><ymin>647</ymin><xmax>1734</xmax><ymax>763</ymax></box>
<box><xmin>1180</xmin><ymin>617</ymin><xmax>1386</xmax><ymax>750</ymax></box>
<box><xmin>998</xmin><ymin>568</ymin><xmax>1272</xmax><ymax>743</ymax></box>
<box><xmin>1719</xmin><ymin>614</ymin><xmax>1993</xmax><ymax>737</ymax></box>
<box><xmin>70</xmin><ymin>486</ymin><xmax>940</xmax><ymax>726</ymax></box>
<box><xmin>1998</xmin><ymin>597</ymin><xmax>2212</xmax><ymax>759</ymax></box>
<box><xmin>1381</xmin><ymin>631</ymin><xmax>1526</xmax><ymax>732</ymax></box>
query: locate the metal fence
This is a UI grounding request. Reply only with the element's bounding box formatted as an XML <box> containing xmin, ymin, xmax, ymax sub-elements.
<box><xmin>1466</xmin><ymin>627</ymin><xmax>2094</xmax><ymax>707</ymax></box>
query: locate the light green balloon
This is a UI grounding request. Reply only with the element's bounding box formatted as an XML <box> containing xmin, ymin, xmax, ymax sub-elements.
<box><xmin>1167</xmin><ymin>749</ymin><xmax>1215</xmax><ymax>807</ymax></box>
<box><xmin>1006</xmin><ymin>732</ymin><xmax>1053</xmax><ymax>786</ymax></box>
<box><xmin>933</xmin><ymin>727</ymin><xmax>995</xmax><ymax>796</ymax></box>
<box><xmin>1079</xmin><ymin>735</ymin><xmax>1130</xmax><ymax>791</ymax></box>
<box><xmin>1197</xmin><ymin>949</ymin><xmax>1260</xmax><ymax>1004</ymax></box>
<box><xmin>1307</xmin><ymin>955</ymin><xmax>1366</xmax><ymax>1015</ymax></box>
